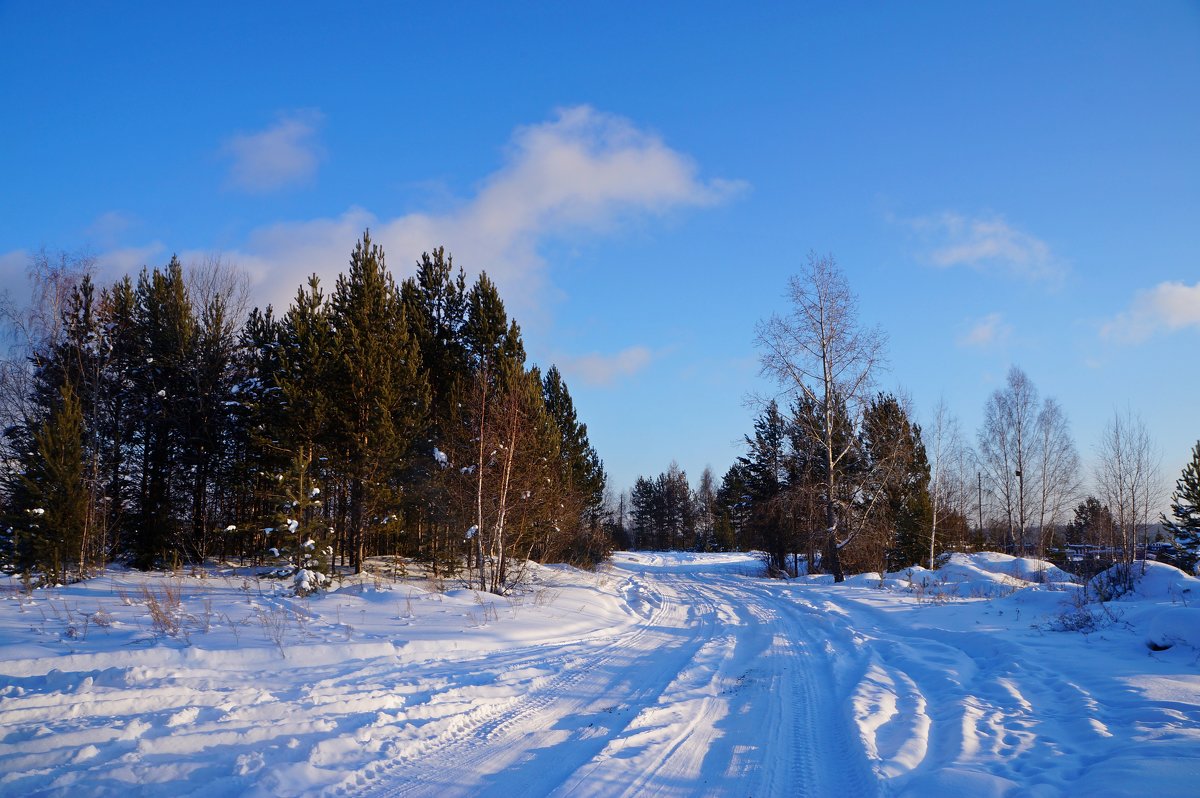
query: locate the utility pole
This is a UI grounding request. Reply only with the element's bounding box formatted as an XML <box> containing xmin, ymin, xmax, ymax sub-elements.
<box><xmin>977</xmin><ymin>471</ymin><xmax>984</xmax><ymax>543</ymax></box>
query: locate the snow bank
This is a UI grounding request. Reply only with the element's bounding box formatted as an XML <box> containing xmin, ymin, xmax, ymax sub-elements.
<box><xmin>1109</xmin><ymin>560</ymin><xmax>1200</xmax><ymax>601</ymax></box>
<box><xmin>870</xmin><ymin>552</ymin><xmax>1073</xmax><ymax>599</ymax></box>
<box><xmin>1145</xmin><ymin>607</ymin><xmax>1200</xmax><ymax>651</ymax></box>
<box><xmin>961</xmin><ymin>551</ymin><xmax>1073</xmax><ymax>583</ymax></box>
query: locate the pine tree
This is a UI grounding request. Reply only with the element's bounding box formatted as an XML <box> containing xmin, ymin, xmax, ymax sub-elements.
<box><xmin>1066</xmin><ymin>496</ymin><xmax>1114</xmax><ymax>547</ymax></box>
<box><xmin>273</xmin><ymin>276</ymin><xmax>333</xmax><ymax>548</ymax></box>
<box><xmin>328</xmin><ymin>231</ymin><xmax>429</xmax><ymax>572</ymax></box>
<box><xmin>129</xmin><ymin>258</ymin><xmax>195</xmax><ymax>568</ymax></box>
<box><xmin>179</xmin><ymin>281</ymin><xmax>240</xmax><ymax>562</ymax></box>
<box><xmin>715</xmin><ymin>464</ymin><xmax>751</xmax><ymax>551</ymax></box>
<box><xmin>542</xmin><ymin>366</ymin><xmax>607</xmax><ymax>529</ymax></box>
<box><xmin>739</xmin><ymin>401</ymin><xmax>791</xmax><ymax>571</ymax></box>
<box><xmin>8</xmin><ymin>383</ymin><xmax>89</xmax><ymax>583</ymax></box>
<box><xmin>95</xmin><ymin>277</ymin><xmax>140</xmax><ymax>559</ymax></box>
<box><xmin>629</xmin><ymin>476</ymin><xmax>657</xmax><ymax>550</ymax></box>
<box><xmin>693</xmin><ymin>467</ymin><xmax>718</xmax><ymax>552</ymax></box>
<box><xmin>400</xmin><ymin>250</ymin><xmax>468</xmax><ymax>570</ymax></box>
<box><xmin>860</xmin><ymin>393</ymin><xmax>933</xmax><ymax>571</ymax></box>
<box><xmin>228</xmin><ymin>305</ymin><xmax>286</xmax><ymax>561</ymax></box>
<box><xmin>1162</xmin><ymin>440</ymin><xmax>1200</xmax><ymax>571</ymax></box>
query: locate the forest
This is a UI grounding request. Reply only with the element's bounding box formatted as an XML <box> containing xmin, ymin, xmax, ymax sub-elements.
<box><xmin>1</xmin><ymin>232</ymin><xmax>609</xmax><ymax>593</ymax></box>
<box><xmin>616</xmin><ymin>254</ymin><xmax>1200</xmax><ymax>582</ymax></box>
<box><xmin>4</xmin><ymin>242</ymin><xmax>1198</xmax><ymax>592</ymax></box>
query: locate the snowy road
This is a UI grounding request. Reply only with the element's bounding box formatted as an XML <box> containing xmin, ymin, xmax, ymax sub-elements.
<box><xmin>2</xmin><ymin>551</ymin><xmax>1199</xmax><ymax>796</ymax></box>
<box><xmin>362</xmin><ymin>556</ymin><xmax>877</xmax><ymax>798</ymax></box>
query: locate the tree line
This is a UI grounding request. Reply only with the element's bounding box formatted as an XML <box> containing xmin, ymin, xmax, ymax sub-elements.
<box><xmin>1</xmin><ymin>233</ymin><xmax>608</xmax><ymax>592</ymax></box>
<box><xmin>620</xmin><ymin>253</ymin><xmax>1198</xmax><ymax>581</ymax></box>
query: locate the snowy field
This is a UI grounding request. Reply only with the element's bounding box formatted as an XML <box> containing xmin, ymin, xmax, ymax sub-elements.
<box><xmin>1</xmin><ymin>551</ymin><xmax>1198</xmax><ymax>797</ymax></box>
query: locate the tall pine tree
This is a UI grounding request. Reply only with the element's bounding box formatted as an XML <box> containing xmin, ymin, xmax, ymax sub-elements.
<box><xmin>328</xmin><ymin>232</ymin><xmax>429</xmax><ymax>572</ymax></box>
<box><xmin>1162</xmin><ymin>440</ymin><xmax>1200</xmax><ymax>572</ymax></box>
<box><xmin>7</xmin><ymin>383</ymin><xmax>89</xmax><ymax>582</ymax></box>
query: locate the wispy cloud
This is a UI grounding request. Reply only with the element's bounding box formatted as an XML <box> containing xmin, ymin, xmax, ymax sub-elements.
<box><xmin>1102</xmin><ymin>280</ymin><xmax>1200</xmax><ymax>342</ymax></box>
<box><xmin>557</xmin><ymin>345</ymin><xmax>654</xmax><ymax>386</ymax></box>
<box><xmin>85</xmin><ymin>211</ymin><xmax>138</xmax><ymax>246</ymax></box>
<box><xmin>904</xmin><ymin>211</ymin><xmax>1065</xmax><ymax>284</ymax></box>
<box><xmin>958</xmin><ymin>312</ymin><xmax>1011</xmax><ymax>348</ymax></box>
<box><xmin>192</xmin><ymin>105</ymin><xmax>742</xmax><ymax>315</ymax></box>
<box><xmin>221</xmin><ymin>110</ymin><xmax>324</xmax><ymax>193</ymax></box>
<box><xmin>95</xmin><ymin>243</ymin><xmax>168</xmax><ymax>279</ymax></box>
<box><xmin>0</xmin><ymin>248</ymin><xmax>28</xmax><ymax>301</ymax></box>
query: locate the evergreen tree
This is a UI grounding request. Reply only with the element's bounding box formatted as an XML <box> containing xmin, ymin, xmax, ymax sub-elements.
<box><xmin>859</xmin><ymin>393</ymin><xmax>933</xmax><ymax>571</ymax></box>
<box><xmin>1162</xmin><ymin>440</ymin><xmax>1200</xmax><ymax>571</ymax></box>
<box><xmin>7</xmin><ymin>383</ymin><xmax>88</xmax><ymax>582</ymax></box>
<box><xmin>328</xmin><ymin>231</ymin><xmax>430</xmax><ymax>572</ymax></box>
<box><xmin>542</xmin><ymin>365</ymin><xmax>607</xmax><ymax>527</ymax></box>
<box><xmin>739</xmin><ymin>402</ymin><xmax>792</xmax><ymax>572</ymax></box>
<box><xmin>629</xmin><ymin>476</ymin><xmax>658</xmax><ymax>550</ymax></box>
<box><xmin>273</xmin><ymin>275</ymin><xmax>334</xmax><ymax>556</ymax></box>
<box><xmin>400</xmin><ymin>249</ymin><xmax>468</xmax><ymax>569</ymax></box>
<box><xmin>715</xmin><ymin>464</ymin><xmax>751</xmax><ymax>552</ymax></box>
<box><xmin>179</xmin><ymin>282</ymin><xmax>240</xmax><ymax>561</ymax></box>
<box><xmin>693</xmin><ymin>466</ymin><xmax>717</xmax><ymax>552</ymax></box>
<box><xmin>95</xmin><ymin>277</ymin><xmax>140</xmax><ymax>559</ymax></box>
<box><xmin>228</xmin><ymin>305</ymin><xmax>286</xmax><ymax>561</ymax></box>
<box><xmin>130</xmin><ymin>257</ymin><xmax>195</xmax><ymax>568</ymax></box>
<box><xmin>1066</xmin><ymin>496</ymin><xmax>1115</xmax><ymax>547</ymax></box>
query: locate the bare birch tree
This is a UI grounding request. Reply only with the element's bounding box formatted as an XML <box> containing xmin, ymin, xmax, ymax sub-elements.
<box><xmin>977</xmin><ymin>366</ymin><xmax>1079</xmax><ymax>555</ymax></box>
<box><xmin>927</xmin><ymin>398</ymin><xmax>970</xmax><ymax>568</ymax></box>
<box><xmin>1033</xmin><ymin>397</ymin><xmax>1082</xmax><ymax>556</ymax></box>
<box><xmin>756</xmin><ymin>252</ymin><xmax>886</xmax><ymax>582</ymax></box>
<box><xmin>1095</xmin><ymin>408</ymin><xmax>1162</xmax><ymax>576</ymax></box>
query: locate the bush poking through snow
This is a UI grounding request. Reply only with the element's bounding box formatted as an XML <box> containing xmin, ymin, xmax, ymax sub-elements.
<box><xmin>294</xmin><ymin>567</ymin><xmax>329</xmax><ymax>596</ymax></box>
<box><xmin>140</xmin><ymin>583</ymin><xmax>185</xmax><ymax>638</ymax></box>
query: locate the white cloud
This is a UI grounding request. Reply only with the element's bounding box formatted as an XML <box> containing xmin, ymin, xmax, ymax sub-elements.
<box><xmin>0</xmin><ymin>248</ymin><xmax>28</xmax><ymax>302</ymax></box>
<box><xmin>958</xmin><ymin>312</ymin><xmax>1011</xmax><ymax>348</ymax></box>
<box><xmin>94</xmin><ymin>242</ymin><xmax>167</xmax><ymax>279</ymax></box>
<box><xmin>85</xmin><ymin>211</ymin><xmax>138</xmax><ymax>245</ymax></box>
<box><xmin>557</xmin><ymin>345</ymin><xmax>654</xmax><ymax>387</ymax></box>
<box><xmin>907</xmin><ymin>211</ymin><xmax>1065</xmax><ymax>284</ymax></box>
<box><xmin>221</xmin><ymin>110</ymin><xmax>324</xmax><ymax>193</ymax></box>
<box><xmin>194</xmin><ymin>105</ymin><xmax>740</xmax><ymax>316</ymax></box>
<box><xmin>0</xmin><ymin>248</ymin><xmax>26</xmax><ymax>278</ymax></box>
<box><xmin>1102</xmin><ymin>280</ymin><xmax>1200</xmax><ymax>342</ymax></box>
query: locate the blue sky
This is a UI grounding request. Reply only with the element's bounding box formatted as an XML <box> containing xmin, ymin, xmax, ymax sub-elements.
<box><xmin>2</xmin><ymin>1</ymin><xmax>1198</xmax><ymax>503</ymax></box>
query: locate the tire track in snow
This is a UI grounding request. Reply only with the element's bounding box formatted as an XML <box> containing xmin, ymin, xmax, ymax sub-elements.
<box><xmin>549</xmin><ymin>572</ymin><xmax>878</xmax><ymax>798</ymax></box>
<box><xmin>347</xmin><ymin>571</ymin><xmax>703</xmax><ymax>797</ymax></box>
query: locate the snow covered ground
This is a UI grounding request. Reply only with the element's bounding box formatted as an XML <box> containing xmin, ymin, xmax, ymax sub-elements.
<box><xmin>1</xmin><ymin>551</ymin><xmax>1198</xmax><ymax>797</ymax></box>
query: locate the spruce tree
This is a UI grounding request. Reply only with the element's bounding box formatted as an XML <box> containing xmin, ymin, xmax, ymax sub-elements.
<box><xmin>542</xmin><ymin>366</ymin><xmax>607</xmax><ymax>528</ymax></box>
<box><xmin>95</xmin><ymin>277</ymin><xmax>140</xmax><ymax>559</ymax></box>
<box><xmin>1162</xmin><ymin>440</ymin><xmax>1200</xmax><ymax>571</ymax></box>
<box><xmin>9</xmin><ymin>383</ymin><xmax>89</xmax><ymax>583</ymax></box>
<box><xmin>130</xmin><ymin>258</ymin><xmax>195</xmax><ymax>568</ymax></box>
<box><xmin>860</xmin><ymin>393</ymin><xmax>933</xmax><ymax>571</ymax></box>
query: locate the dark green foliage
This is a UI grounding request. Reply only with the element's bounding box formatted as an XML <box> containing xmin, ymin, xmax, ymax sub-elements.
<box><xmin>7</xmin><ymin>384</ymin><xmax>89</xmax><ymax>582</ymax></box>
<box><xmin>628</xmin><ymin>463</ymin><xmax>694</xmax><ymax>551</ymax></box>
<box><xmin>859</xmin><ymin>393</ymin><xmax>933</xmax><ymax>571</ymax></box>
<box><xmin>542</xmin><ymin>365</ymin><xmax>607</xmax><ymax>527</ymax></box>
<box><xmin>0</xmin><ymin>234</ymin><xmax>610</xmax><ymax>583</ymax></box>
<box><xmin>739</xmin><ymin>401</ymin><xmax>794</xmax><ymax>572</ymax></box>
<box><xmin>1162</xmin><ymin>441</ymin><xmax>1200</xmax><ymax>571</ymax></box>
<box><xmin>129</xmin><ymin>258</ymin><xmax>194</xmax><ymax>568</ymax></box>
<box><xmin>328</xmin><ymin>232</ymin><xmax>430</xmax><ymax>573</ymax></box>
<box><xmin>1066</xmin><ymin>496</ymin><xmax>1115</xmax><ymax>546</ymax></box>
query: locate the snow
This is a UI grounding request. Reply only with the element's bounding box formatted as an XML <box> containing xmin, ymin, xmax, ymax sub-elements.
<box><xmin>0</xmin><ymin>552</ymin><xmax>1197</xmax><ymax>796</ymax></box>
